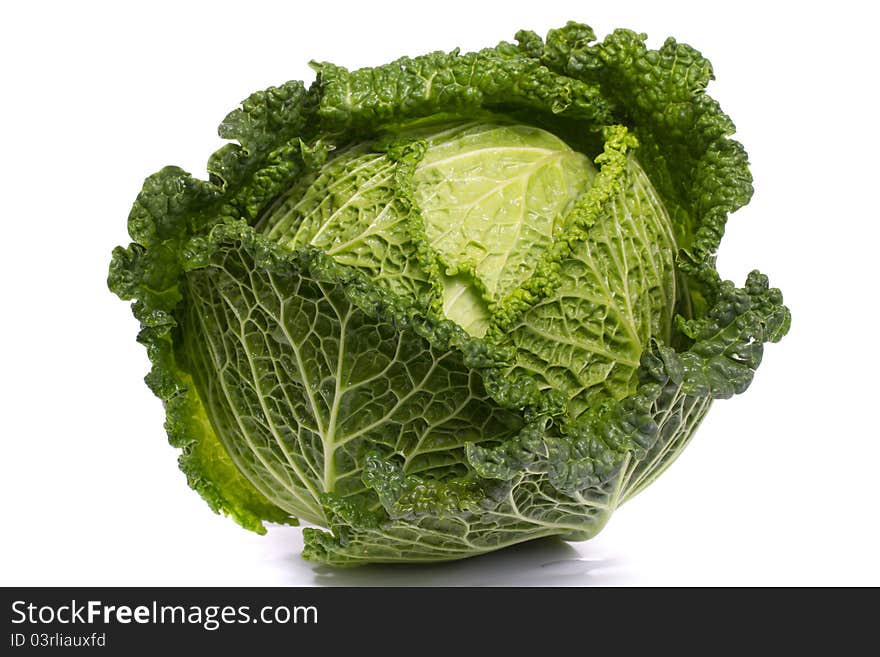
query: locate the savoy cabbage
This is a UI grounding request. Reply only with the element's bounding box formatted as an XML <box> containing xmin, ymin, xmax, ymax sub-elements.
<box><xmin>109</xmin><ymin>23</ymin><xmax>790</xmax><ymax>565</ymax></box>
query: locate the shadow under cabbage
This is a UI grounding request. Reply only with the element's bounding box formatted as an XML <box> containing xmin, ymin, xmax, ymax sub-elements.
<box><xmin>302</xmin><ymin>536</ymin><xmax>630</xmax><ymax>587</ymax></box>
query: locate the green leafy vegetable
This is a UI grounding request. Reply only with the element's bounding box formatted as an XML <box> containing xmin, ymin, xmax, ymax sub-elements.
<box><xmin>109</xmin><ymin>22</ymin><xmax>789</xmax><ymax>565</ymax></box>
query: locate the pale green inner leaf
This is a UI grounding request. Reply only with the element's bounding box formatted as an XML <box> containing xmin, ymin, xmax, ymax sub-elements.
<box><xmin>412</xmin><ymin>123</ymin><xmax>596</xmax><ymax>335</ymax></box>
<box><xmin>505</xmin><ymin>156</ymin><xmax>678</xmax><ymax>416</ymax></box>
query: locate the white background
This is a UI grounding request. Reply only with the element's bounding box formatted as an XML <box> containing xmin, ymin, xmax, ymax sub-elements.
<box><xmin>2</xmin><ymin>0</ymin><xmax>877</xmax><ymax>586</ymax></box>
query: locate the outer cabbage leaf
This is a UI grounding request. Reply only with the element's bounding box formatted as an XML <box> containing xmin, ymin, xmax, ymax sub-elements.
<box><xmin>180</xmin><ymin>227</ymin><xmax>523</xmax><ymax>525</ymax></box>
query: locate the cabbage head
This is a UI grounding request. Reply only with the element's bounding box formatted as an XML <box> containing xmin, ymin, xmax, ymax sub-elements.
<box><xmin>108</xmin><ymin>23</ymin><xmax>790</xmax><ymax>565</ymax></box>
